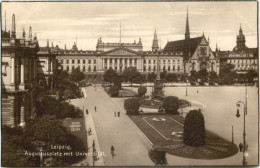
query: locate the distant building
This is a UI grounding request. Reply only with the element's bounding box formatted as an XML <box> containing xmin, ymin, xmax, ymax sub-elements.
<box><xmin>37</xmin><ymin>39</ymin><xmax>57</xmax><ymax>90</ymax></box>
<box><xmin>227</xmin><ymin>26</ymin><xmax>258</xmax><ymax>73</ymax></box>
<box><xmin>56</xmin><ymin>29</ymin><xmax>184</xmax><ymax>82</ymax></box>
<box><xmin>2</xmin><ymin>14</ymin><xmax>39</xmax><ymax>127</ymax></box>
<box><xmin>164</xmin><ymin>8</ymin><xmax>219</xmax><ymax>74</ymax></box>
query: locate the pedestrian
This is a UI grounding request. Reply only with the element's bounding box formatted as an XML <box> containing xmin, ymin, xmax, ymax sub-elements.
<box><xmin>118</xmin><ymin>111</ymin><xmax>120</xmax><ymax>117</ymax></box>
<box><xmin>239</xmin><ymin>143</ymin><xmax>243</xmax><ymax>152</ymax></box>
<box><xmin>94</xmin><ymin>106</ymin><xmax>97</xmax><ymax>112</ymax></box>
<box><xmin>114</xmin><ymin>111</ymin><xmax>117</xmax><ymax>117</ymax></box>
<box><xmin>88</xmin><ymin>128</ymin><xmax>92</xmax><ymax>135</ymax></box>
<box><xmin>86</xmin><ymin>109</ymin><xmax>89</xmax><ymax>115</ymax></box>
<box><xmin>111</xmin><ymin>145</ymin><xmax>115</xmax><ymax>158</ymax></box>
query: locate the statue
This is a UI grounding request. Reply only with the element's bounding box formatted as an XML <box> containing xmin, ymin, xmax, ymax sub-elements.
<box><xmin>151</xmin><ymin>55</ymin><xmax>164</xmax><ymax>101</ymax></box>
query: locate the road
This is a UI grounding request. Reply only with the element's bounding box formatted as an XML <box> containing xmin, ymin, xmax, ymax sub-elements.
<box><xmin>72</xmin><ymin>86</ymin><xmax>154</xmax><ymax>166</ymax></box>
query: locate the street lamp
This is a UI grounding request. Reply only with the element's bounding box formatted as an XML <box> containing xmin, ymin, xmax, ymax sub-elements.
<box><xmin>92</xmin><ymin>139</ymin><xmax>96</xmax><ymax>166</ymax></box>
<box><xmin>185</xmin><ymin>79</ymin><xmax>188</xmax><ymax>96</ymax></box>
<box><xmin>235</xmin><ymin>86</ymin><xmax>248</xmax><ymax>166</ymax></box>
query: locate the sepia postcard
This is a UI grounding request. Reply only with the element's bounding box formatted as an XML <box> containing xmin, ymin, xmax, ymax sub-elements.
<box><xmin>1</xmin><ymin>1</ymin><xmax>259</xmax><ymax>167</ymax></box>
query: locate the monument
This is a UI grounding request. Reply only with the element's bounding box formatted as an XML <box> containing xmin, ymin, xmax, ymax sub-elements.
<box><xmin>151</xmin><ymin>55</ymin><xmax>165</xmax><ymax>101</ymax></box>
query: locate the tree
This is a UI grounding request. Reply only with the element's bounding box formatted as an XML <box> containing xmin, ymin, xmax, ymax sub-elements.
<box><xmin>148</xmin><ymin>72</ymin><xmax>156</xmax><ymax>82</ymax></box>
<box><xmin>219</xmin><ymin>63</ymin><xmax>237</xmax><ymax>85</ymax></box>
<box><xmin>36</xmin><ymin>96</ymin><xmax>83</xmax><ymax>119</ymax></box>
<box><xmin>189</xmin><ymin>70</ymin><xmax>198</xmax><ymax>82</ymax></box>
<box><xmin>208</xmin><ymin>71</ymin><xmax>219</xmax><ymax>83</ymax></box>
<box><xmin>198</xmin><ymin>69</ymin><xmax>208</xmax><ymax>82</ymax></box>
<box><xmin>109</xmin><ymin>85</ymin><xmax>120</xmax><ymax>97</ymax></box>
<box><xmin>138</xmin><ymin>86</ymin><xmax>147</xmax><ymax>97</ymax></box>
<box><xmin>103</xmin><ymin>68</ymin><xmax>118</xmax><ymax>84</ymax></box>
<box><xmin>183</xmin><ymin>110</ymin><xmax>205</xmax><ymax>147</ymax></box>
<box><xmin>148</xmin><ymin>149</ymin><xmax>167</xmax><ymax>166</ymax></box>
<box><xmin>22</xmin><ymin>115</ymin><xmax>86</xmax><ymax>166</ymax></box>
<box><xmin>166</xmin><ymin>73</ymin><xmax>177</xmax><ymax>83</ymax></box>
<box><xmin>162</xmin><ymin>96</ymin><xmax>179</xmax><ymax>114</ymax></box>
<box><xmin>114</xmin><ymin>75</ymin><xmax>123</xmax><ymax>90</ymax></box>
<box><xmin>70</xmin><ymin>67</ymin><xmax>85</xmax><ymax>83</ymax></box>
<box><xmin>124</xmin><ymin>97</ymin><xmax>140</xmax><ymax>115</ymax></box>
<box><xmin>122</xmin><ymin>67</ymin><xmax>142</xmax><ymax>84</ymax></box>
<box><xmin>160</xmin><ymin>71</ymin><xmax>167</xmax><ymax>83</ymax></box>
<box><xmin>246</xmin><ymin>70</ymin><xmax>258</xmax><ymax>84</ymax></box>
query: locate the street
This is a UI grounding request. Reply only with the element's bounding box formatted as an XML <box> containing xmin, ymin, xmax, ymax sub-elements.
<box><xmin>71</xmin><ymin>86</ymin><xmax>154</xmax><ymax>166</ymax></box>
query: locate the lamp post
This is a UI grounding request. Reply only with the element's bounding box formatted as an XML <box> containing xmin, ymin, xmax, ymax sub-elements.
<box><xmin>92</xmin><ymin>139</ymin><xmax>96</xmax><ymax>166</ymax></box>
<box><xmin>235</xmin><ymin>86</ymin><xmax>247</xmax><ymax>166</ymax></box>
<box><xmin>185</xmin><ymin>79</ymin><xmax>188</xmax><ymax>96</ymax></box>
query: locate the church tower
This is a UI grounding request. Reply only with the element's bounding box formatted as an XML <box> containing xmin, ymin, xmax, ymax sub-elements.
<box><xmin>152</xmin><ymin>28</ymin><xmax>159</xmax><ymax>52</ymax></box>
<box><xmin>11</xmin><ymin>14</ymin><xmax>16</xmax><ymax>38</ymax></box>
<box><xmin>236</xmin><ymin>24</ymin><xmax>246</xmax><ymax>51</ymax></box>
<box><xmin>185</xmin><ymin>7</ymin><xmax>190</xmax><ymax>40</ymax></box>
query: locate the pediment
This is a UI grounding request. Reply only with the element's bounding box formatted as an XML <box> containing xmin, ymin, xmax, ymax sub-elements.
<box><xmin>104</xmin><ymin>48</ymin><xmax>138</xmax><ymax>56</ymax></box>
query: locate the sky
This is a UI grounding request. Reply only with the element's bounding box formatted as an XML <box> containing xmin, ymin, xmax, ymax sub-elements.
<box><xmin>2</xmin><ymin>2</ymin><xmax>258</xmax><ymax>51</ymax></box>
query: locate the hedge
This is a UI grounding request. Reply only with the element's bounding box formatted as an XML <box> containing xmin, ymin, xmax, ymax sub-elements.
<box><xmin>183</xmin><ymin>110</ymin><xmax>205</xmax><ymax>147</ymax></box>
<box><xmin>138</xmin><ymin>86</ymin><xmax>147</xmax><ymax>97</ymax></box>
<box><xmin>124</xmin><ymin>97</ymin><xmax>140</xmax><ymax>115</ymax></box>
<box><xmin>109</xmin><ymin>85</ymin><xmax>120</xmax><ymax>97</ymax></box>
<box><xmin>162</xmin><ymin>96</ymin><xmax>179</xmax><ymax>114</ymax></box>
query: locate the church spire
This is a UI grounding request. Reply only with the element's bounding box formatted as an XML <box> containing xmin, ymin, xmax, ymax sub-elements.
<box><xmin>185</xmin><ymin>7</ymin><xmax>190</xmax><ymax>40</ymax></box>
<box><xmin>22</xmin><ymin>27</ymin><xmax>26</xmax><ymax>39</ymax></box>
<box><xmin>152</xmin><ymin>28</ymin><xmax>159</xmax><ymax>52</ymax></box>
<box><xmin>11</xmin><ymin>14</ymin><xmax>16</xmax><ymax>38</ymax></box>
<box><xmin>29</xmin><ymin>26</ymin><xmax>32</xmax><ymax>40</ymax></box>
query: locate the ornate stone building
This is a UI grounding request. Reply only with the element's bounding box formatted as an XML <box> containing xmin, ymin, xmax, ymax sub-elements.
<box><xmin>37</xmin><ymin>39</ymin><xmax>57</xmax><ymax>90</ymax></box>
<box><xmin>56</xmin><ymin>29</ymin><xmax>184</xmax><ymax>81</ymax></box>
<box><xmin>2</xmin><ymin>14</ymin><xmax>39</xmax><ymax>127</ymax></box>
<box><xmin>221</xmin><ymin>25</ymin><xmax>258</xmax><ymax>73</ymax></box>
<box><xmin>164</xmin><ymin>9</ymin><xmax>219</xmax><ymax>74</ymax></box>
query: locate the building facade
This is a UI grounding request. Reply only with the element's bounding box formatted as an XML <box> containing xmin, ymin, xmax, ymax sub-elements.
<box><xmin>2</xmin><ymin>14</ymin><xmax>39</xmax><ymax>127</ymax></box>
<box><xmin>37</xmin><ymin>39</ymin><xmax>57</xmax><ymax>90</ymax></box>
<box><xmin>164</xmin><ymin>9</ymin><xmax>219</xmax><ymax>75</ymax></box>
<box><xmin>56</xmin><ymin>29</ymin><xmax>184</xmax><ymax>80</ymax></box>
<box><xmin>222</xmin><ymin>26</ymin><xmax>258</xmax><ymax>73</ymax></box>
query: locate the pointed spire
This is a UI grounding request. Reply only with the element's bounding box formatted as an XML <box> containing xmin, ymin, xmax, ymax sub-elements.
<box><xmin>185</xmin><ymin>6</ymin><xmax>190</xmax><ymax>40</ymax></box>
<box><xmin>11</xmin><ymin>14</ymin><xmax>16</xmax><ymax>38</ymax></box>
<box><xmin>22</xmin><ymin>27</ymin><xmax>26</xmax><ymax>38</ymax></box>
<box><xmin>216</xmin><ymin>43</ymin><xmax>218</xmax><ymax>52</ymax></box>
<box><xmin>152</xmin><ymin>28</ymin><xmax>159</xmax><ymax>52</ymax></box>
<box><xmin>5</xmin><ymin>11</ymin><xmax>6</xmax><ymax>32</ymax></box>
<box><xmin>29</xmin><ymin>26</ymin><xmax>32</xmax><ymax>40</ymax></box>
<box><xmin>47</xmin><ymin>39</ymin><xmax>49</xmax><ymax>48</ymax></box>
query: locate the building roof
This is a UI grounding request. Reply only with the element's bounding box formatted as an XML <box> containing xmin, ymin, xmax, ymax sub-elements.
<box><xmin>163</xmin><ymin>37</ymin><xmax>202</xmax><ymax>60</ymax></box>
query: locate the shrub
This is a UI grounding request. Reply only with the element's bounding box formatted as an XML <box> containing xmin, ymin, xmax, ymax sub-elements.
<box><xmin>183</xmin><ymin>110</ymin><xmax>205</xmax><ymax>147</ymax></box>
<box><xmin>138</xmin><ymin>86</ymin><xmax>147</xmax><ymax>97</ymax></box>
<box><xmin>148</xmin><ymin>149</ymin><xmax>167</xmax><ymax>166</ymax></box>
<box><xmin>109</xmin><ymin>85</ymin><xmax>120</xmax><ymax>97</ymax></box>
<box><xmin>162</xmin><ymin>96</ymin><xmax>179</xmax><ymax>114</ymax></box>
<box><xmin>124</xmin><ymin>97</ymin><xmax>140</xmax><ymax>115</ymax></box>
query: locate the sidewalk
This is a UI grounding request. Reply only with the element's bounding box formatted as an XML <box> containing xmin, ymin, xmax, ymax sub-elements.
<box><xmin>71</xmin><ymin>87</ymin><xmax>104</xmax><ymax>166</ymax></box>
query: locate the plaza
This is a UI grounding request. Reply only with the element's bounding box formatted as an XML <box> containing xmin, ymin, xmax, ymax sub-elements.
<box><xmin>70</xmin><ymin>85</ymin><xmax>258</xmax><ymax>166</ymax></box>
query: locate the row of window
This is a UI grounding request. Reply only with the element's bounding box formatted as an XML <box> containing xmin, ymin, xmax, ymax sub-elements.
<box><xmin>60</xmin><ymin>59</ymin><xmax>96</xmax><ymax>64</ymax></box>
<box><xmin>61</xmin><ymin>65</ymin><xmax>96</xmax><ymax>72</ymax></box>
<box><xmin>229</xmin><ymin>60</ymin><xmax>257</xmax><ymax>64</ymax></box>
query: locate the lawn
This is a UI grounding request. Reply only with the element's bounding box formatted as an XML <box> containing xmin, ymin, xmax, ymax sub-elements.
<box><xmin>129</xmin><ymin>114</ymin><xmax>238</xmax><ymax>159</ymax></box>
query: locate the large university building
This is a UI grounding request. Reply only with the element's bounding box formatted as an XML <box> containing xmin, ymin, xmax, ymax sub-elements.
<box><xmin>56</xmin><ymin>29</ymin><xmax>184</xmax><ymax>80</ymax></box>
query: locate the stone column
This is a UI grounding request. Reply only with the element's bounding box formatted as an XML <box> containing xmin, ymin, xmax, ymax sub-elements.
<box><xmin>108</xmin><ymin>58</ymin><xmax>110</xmax><ymax>68</ymax></box>
<box><xmin>46</xmin><ymin>57</ymin><xmax>49</xmax><ymax>72</ymax></box>
<box><xmin>122</xmin><ymin>59</ymin><xmax>125</xmax><ymax>70</ymax></box>
<box><xmin>19</xmin><ymin>98</ymin><xmax>25</xmax><ymax>127</ymax></box>
<box><xmin>112</xmin><ymin>58</ymin><xmax>115</xmax><ymax>70</ymax></box>
<box><xmin>21</xmin><ymin>58</ymin><xmax>24</xmax><ymax>83</ymax></box>
<box><xmin>117</xmin><ymin>59</ymin><xmax>120</xmax><ymax>71</ymax></box>
<box><xmin>10</xmin><ymin>98</ymin><xmax>15</xmax><ymax>127</ymax></box>
<box><xmin>102</xmin><ymin>58</ymin><xmax>105</xmax><ymax>70</ymax></box>
<box><xmin>11</xmin><ymin>57</ymin><xmax>15</xmax><ymax>84</ymax></box>
<box><xmin>166</xmin><ymin>59</ymin><xmax>168</xmax><ymax>72</ymax></box>
<box><xmin>50</xmin><ymin>59</ymin><xmax>53</xmax><ymax>72</ymax></box>
<box><xmin>127</xmin><ymin>58</ymin><xmax>130</xmax><ymax>67</ymax></box>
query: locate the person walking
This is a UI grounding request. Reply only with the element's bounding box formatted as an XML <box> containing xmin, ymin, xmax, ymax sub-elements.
<box><xmin>239</xmin><ymin>143</ymin><xmax>243</xmax><ymax>152</ymax></box>
<box><xmin>118</xmin><ymin>111</ymin><xmax>120</xmax><ymax>117</ymax></box>
<box><xmin>86</xmin><ymin>109</ymin><xmax>89</xmax><ymax>115</ymax></box>
<box><xmin>111</xmin><ymin>145</ymin><xmax>115</xmax><ymax>158</ymax></box>
<box><xmin>94</xmin><ymin>106</ymin><xmax>97</xmax><ymax>112</ymax></box>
